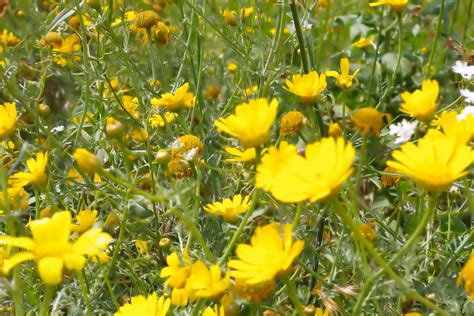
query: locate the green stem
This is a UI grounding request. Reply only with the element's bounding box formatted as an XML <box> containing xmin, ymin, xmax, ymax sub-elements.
<box><xmin>191</xmin><ymin>297</ymin><xmax>206</xmax><ymax>316</ymax></box>
<box><xmin>77</xmin><ymin>272</ymin><xmax>92</xmax><ymax>316</ymax></box>
<box><xmin>290</xmin><ymin>0</ymin><xmax>310</xmax><ymax>74</ymax></box>
<box><xmin>39</xmin><ymin>285</ymin><xmax>55</xmax><ymax>316</ymax></box>
<box><xmin>292</xmin><ymin>203</ymin><xmax>304</xmax><ymax>229</ymax></box>
<box><xmin>107</xmin><ymin>200</ymin><xmax>129</xmax><ymax>277</ymax></box>
<box><xmin>464</xmin><ymin>178</ymin><xmax>474</xmax><ymax>216</ymax></box>
<box><xmin>355</xmin><ymin>135</ymin><xmax>367</xmax><ymax>189</ymax></box>
<box><xmin>285</xmin><ymin>278</ymin><xmax>305</xmax><ymax>316</ymax></box>
<box><xmin>332</xmin><ymin>198</ymin><xmax>447</xmax><ymax>315</ymax></box>
<box><xmin>376</xmin><ymin>12</ymin><xmax>402</xmax><ymax>110</ymax></box>
<box><xmin>426</xmin><ymin>0</ymin><xmax>445</xmax><ymax>78</ymax></box>
<box><xmin>171</xmin><ymin>209</ymin><xmax>216</xmax><ymax>262</ymax></box>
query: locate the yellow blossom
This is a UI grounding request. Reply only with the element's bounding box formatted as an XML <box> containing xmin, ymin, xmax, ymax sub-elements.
<box><xmin>328</xmin><ymin>122</ymin><xmax>343</xmax><ymax>138</ymax></box>
<box><xmin>72</xmin><ymin>210</ymin><xmax>98</xmax><ymax>233</ymax></box>
<box><xmin>351</xmin><ymin>107</ymin><xmax>389</xmax><ymax>136</ymax></box>
<box><xmin>171</xmin><ymin>135</ymin><xmax>204</xmax><ymax>160</ymax></box>
<box><xmin>434</xmin><ymin>110</ymin><xmax>474</xmax><ymax>144</ymax></box>
<box><xmin>73</xmin><ymin>148</ymin><xmax>102</xmax><ymax>174</ymax></box>
<box><xmin>115</xmin><ymin>292</ymin><xmax>170</xmax><ymax>316</ymax></box>
<box><xmin>204</xmin><ymin>194</ymin><xmax>251</xmax><ymax>222</ymax></box>
<box><xmin>228</xmin><ymin>223</ymin><xmax>304</xmax><ymax>285</ymax></box>
<box><xmin>149</xmin><ymin>112</ymin><xmax>176</xmax><ymax>128</ymax></box>
<box><xmin>325</xmin><ymin>58</ymin><xmax>360</xmax><ymax>89</ymax></box>
<box><xmin>0</xmin><ymin>211</ymin><xmax>112</xmax><ymax>284</ymax></box>
<box><xmin>0</xmin><ymin>29</ymin><xmax>20</xmax><ymax>46</ymax></box>
<box><xmin>135</xmin><ymin>240</ymin><xmax>149</xmax><ymax>255</ymax></box>
<box><xmin>0</xmin><ymin>102</ymin><xmax>17</xmax><ymax>140</ymax></box>
<box><xmin>240</xmin><ymin>7</ymin><xmax>255</xmax><ymax>20</ymax></box>
<box><xmin>133</xmin><ymin>10</ymin><xmax>160</xmax><ymax>29</ymax></box>
<box><xmin>224</xmin><ymin>147</ymin><xmax>257</xmax><ymax>163</ymax></box>
<box><xmin>280</xmin><ymin>111</ymin><xmax>305</xmax><ymax>135</ymax></box>
<box><xmin>400</xmin><ymin>79</ymin><xmax>439</xmax><ymax>122</ymax></box>
<box><xmin>10</xmin><ymin>152</ymin><xmax>48</xmax><ymax>188</ymax></box>
<box><xmin>227</xmin><ymin>63</ymin><xmax>238</xmax><ymax>73</ymax></box>
<box><xmin>154</xmin><ymin>21</ymin><xmax>170</xmax><ymax>44</ymax></box>
<box><xmin>284</xmin><ymin>71</ymin><xmax>327</xmax><ymax>103</ymax></box>
<box><xmin>458</xmin><ymin>253</ymin><xmax>474</xmax><ymax>299</ymax></box>
<box><xmin>151</xmin><ymin>83</ymin><xmax>195</xmax><ymax>112</ymax></box>
<box><xmin>160</xmin><ymin>251</ymin><xmax>192</xmax><ymax>306</ymax></box>
<box><xmin>256</xmin><ymin>138</ymin><xmax>355</xmax><ymax>203</ymax></box>
<box><xmin>369</xmin><ymin>0</ymin><xmax>408</xmax><ymax>11</ymax></box>
<box><xmin>186</xmin><ymin>260</ymin><xmax>230</xmax><ymax>300</ymax></box>
<box><xmin>214</xmin><ymin>98</ymin><xmax>278</xmax><ymax>149</ymax></box>
<box><xmin>351</xmin><ymin>36</ymin><xmax>374</xmax><ymax>49</ymax></box>
<box><xmin>202</xmin><ymin>304</ymin><xmax>226</xmax><ymax>316</ymax></box>
<box><xmin>381</xmin><ymin>166</ymin><xmax>401</xmax><ymax>187</ymax></box>
<box><xmin>66</xmin><ymin>169</ymin><xmax>101</xmax><ymax>185</ymax></box>
<box><xmin>121</xmin><ymin>95</ymin><xmax>139</xmax><ymax>116</ymax></box>
<box><xmin>0</xmin><ymin>187</ymin><xmax>29</xmax><ymax>214</ymax></box>
<box><xmin>359</xmin><ymin>223</ymin><xmax>376</xmax><ymax>241</ymax></box>
<box><xmin>222</xmin><ymin>10</ymin><xmax>238</xmax><ymax>26</ymax></box>
<box><xmin>386</xmin><ymin>130</ymin><xmax>473</xmax><ymax>192</ymax></box>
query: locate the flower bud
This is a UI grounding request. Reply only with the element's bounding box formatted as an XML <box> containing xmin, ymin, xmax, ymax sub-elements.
<box><xmin>73</xmin><ymin>148</ymin><xmax>102</xmax><ymax>174</ymax></box>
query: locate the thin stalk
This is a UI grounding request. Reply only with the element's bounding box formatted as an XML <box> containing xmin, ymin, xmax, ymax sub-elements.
<box><xmin>292</xmin><ymin>203</ymin><xmax>304</xmax><ymax>229</ymax></box>
<box><xmin>285</xmin><ymin>278</ymin><xmax>305</xmax><ymax>316</ymax></box>
<box><xmin>39</xmin><ymin>285</ymin><xmax>55</xmax><ymax>316</ymax></box>
<box><xmin>77</xmin><ymin>272</ymin><xmax>92</xmax><ymax>316</ymax></box>
<box><xmin>367</xmin><ymin>8</ymin><xmax>384</xmax><ymax>100</ymax></box>
<box><xmin>426</xmin><ymin>0</ymin><xmax>445</xmax><ymax>78</ymax></box>
<box><xmin>290</xmin><ymin>0</ymin><xmax>310</xmax><ymax>74</ymax></box>
<box><xmin>464</xmin><ymin>178</ymin><xmax>474</xmax><ymax>215</ymax></box>
<box><xmin>191</xmin><ymin>297</ymin><xmax>205</xmax><ymax>316</ymax></box>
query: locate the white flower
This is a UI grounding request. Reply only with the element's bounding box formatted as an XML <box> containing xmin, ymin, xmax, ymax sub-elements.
<box><xmin>449</xmin><ymin>185</ymin><xmax>459</xmax><ymax>193</ymax></box>
<box><xmin>51</xmin><ymin>125</ymin><xmax>65</xmax><ymax>133</ymax></box>
<box><xmin>388</xmin><ymin>119</ymin><xmax>418</xmax><ymax>144</ymax></box>
<box><xmin>457</xmin><ymin>105</ymin><xmax>474</xmax><ymax>121</ymax></box>
<box><xmin>286</xmin><ymin>20</ymin><xmax>313</xmax><ymax>34</ymax></box>
<box><xmin>452</xmin><ymin>61</ymin><xmax>474</xmax><ymax>80</ymax></box>
<box><xmin>460</xmin><ymin>89</ymin><xmax>474</xmax><ymax>104</ymax></box>
<box><xmin>182</xmin><ymin>148</ymin><xmax>198</xmax><ymax>161</ymax></box>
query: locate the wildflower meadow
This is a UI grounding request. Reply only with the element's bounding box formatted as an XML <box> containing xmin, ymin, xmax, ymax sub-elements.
<box><xmin>1</xmin><ymin>0</ymin><xmax>474</xmax><ymax>315</ymax></box>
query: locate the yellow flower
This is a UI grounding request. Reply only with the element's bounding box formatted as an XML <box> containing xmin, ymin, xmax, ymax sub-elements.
<box><xmin>400</xmin><ymin>79</ymin><xmax>439</xmax><ymax>122</ymax></box>
<box><xmin>66</xmin><ymin>169</ymin><xmax>101</xmax><ymax>185</ymax></box>
<box><xmin>351</xmin><ymin>107</ymin><xmax>389</xmax><ymax>136</ymax></box>
<box><xmin>171</xmin><ymin>135</ymin><xmax>204</xmax><ymax>160</ymax></box>
<box><xmin>241</xmin><ymin>7</ymin><xmax>255</xmax><ymax>20</ymax></box>
<box><xmin>280</xmin><ymin>111</ymin><xmax>305</xmax><ymax>135</ymax></box>
<box><xmin>233</xmin><ymin>278</ymin><xmax>276</xmax><ymax>303</ymax></box>
<box><xmin>381</xmin><ymin>166</ymin><xmax>401</xmax><ymax>187</ymax></box>
<box><xmin>73</xmin><ymin>148</ymin><xmax>102</xmax><ymax>174</ymax></box>
<box><xmin>315</xmin><ymin>308</ymin><xmax>330</xmax><ymax>316</ymax></box>
<box><xmin>386</xmin><ymin>131</ymin><xmax>473</xmax><ymax>192</ymax></box>
<box><xmin>135</xmin><ymin>240</ymin><xmax>149</xmax><ymax>255</ymax></box>
<box><xmin>0</xmin><ymin>102</ymin><xmax>17</xmax><ymax>140</ymax></box>
<box><xmin>206</xmin><ymin>85</ymin><xmax>221</xmax><ymax>100</ymax></box>
<box><xmin>256</xmin><ymin>138</ymin><xmax>355</xmax><ymax>203</ymax></box>
<box><xmin>458</xmin><ymin>253</ymin><xmax>474</xmax><ymax>299</ymax></box>
<box><xmin>72</xmin><ymin>210</ymin><xmax>98</xmax><ymax>233</ymax></box>
<box><xmin>434</xmin><ymin>110</ymin><xmax>474</xmax><ymax>144</ymax></box>
<box><xmin>204</xmin><ymin>194</ymin><xmax>251</xmax><ymax>222</ymax></box>
<box><xmin>149</xmin><ymin>112</ymin><xmax>176</xmax><ymax>128</ymax></box>
<box><xmin>121</xmin><ymin>95</ymin><xmax>139</xmax><ymax>116</ymax></box>
<box><xmin>202</xmin><ymin>304</ymin><xmax>225</xmax><ymax>316</ymax></box>
<box><xmin>0</xmin><ymin>211</ymin><xmax>112</xmax><ymax>284</ymax></box>
<box><xmin>160</xmin><ymin>251</ymin><xmax>191</xmax><ymax>306</ymax></box>
<box><xmin>359</xmin><ymin>223</ymin><xmax>376</xmax><ymax>241</ymax></box>
<box><xmin>154</xmin><ymin>21</ymin><xmax>170</xmax><ymax>45</ymax></box>
<box><xmin>325</xmin><ymin>58</ymin><xmax>360</xmax><ymax>89</ymax></box>
<box><xmin>151</xmin><ymin>83</ymin><xmax>195</xmax><ymax>112</ymax></box>
<box><xmin>167</xmin><ymin>159</ymin><xmax>192</xmax><ymax>179</ymax></box>
<box><xmin>9</xmin><ymin>152</ymin><xmax>48</xmax><ymax>188</ymax></box>
<box><xmin>228</xmin><ymin>223</ymin><xmax>304</xmax><ymax>285</ymax></box>
<box><xmin>369</xmin><ymin>0</ymin><xmax>408</xmax><ymax>11</ymax></box>
<box><xmin>224</xmin><ymin>147</ymin><xmax>256</xmax><ymax>163</ymax></box>
<box><xmin>284</xmin><ymin>71</ymin><xmax>327</xmax><ymax>103</ymax></box>
<box><xmin>227</xmin><ymin>63</ymin><xmax>238</xmax><ymax>73</ymax></box>
<box><xmin>41</xmin><ymin>32</ymin><xmax>63</xmax><ymax>49</ymax></box>
<box><xmin>351</xmin><ymin>36</ymin><xmax>374</xmax><ymax>49</ymax></box>
<box><xmin>328</xmin><ymin>122</ymin><xmax>343</xmax><ymax>138</ymax></box>
<box><xmin>0</xmin><ymin>187</ymin><xmax>29</xmax><ymax>214</ymax></box>
<box><xmin>133</xmin><ymin>10</ymin><xmax>160</xmax><ymax>29</ymax></box>
<box><xmin>115</xmin><ymin>292</ymin><xmax>170</xmax><ymax>316</ymax></box>
<box><xmin>222</xmin><ymin>10</ymin><xmax>238</xmax><ymax>26</ymax></box>
<box><xmin>186</xmin><ymin>260</ymin><xmax>230</xmax><ymax>300</ymax></box>
<box><xmin>214</xmin><ymin>98</ymin><xmax>278</xmax><ymax>149</ymax></box>
<box><xmin>112</xmin><ymin>10</ymin><xmax>137</xmax><ymax>26</ymax></box>
<box><xmin>0</xmin><ymin>29</ymin><xmax>20</xmax><ymax>46</ymax></box>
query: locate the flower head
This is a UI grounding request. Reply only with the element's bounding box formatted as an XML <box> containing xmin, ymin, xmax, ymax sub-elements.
<box><xmin>73</xmin><ymin>148</ymin><xmax>102</xmax><ymax>174</ymax></box>
<box><xmin>0</xmin><ymin>102</ymin><xmax>17</xmax><ymax>140</ymax></box>
<box><xmin>435</xmin><ymin>110</ymin><xmax>474</xmax><ymax>144</ymax></box>
<box><xmin>325</xmin><ymin>58</ymin><xmax>360</xmax><ymax>89</ymax></box>
<box><xmin>386</xmin><ymin>131</ymin><xmax>473</xmax><ymax>192</ymax></box>
<box><xmin>351</xmin><ymin>36</ymin><xmax>374</xmax><ymax>49</ymax></box>
<box><xmin>400</xmin><ymin>79</ymin><xmax>439</xmax><ymax>122</ymax></box>
<box><xmin>160</xmin><ymin>251</ymin><xmax>191</xmax><ymax>306</ymax></box>
<box><xmin>0</xmin><ymin>29</ymin><xmax>20</xmax><ymax>46</ymax></box>
<box><xmin>135</xmin><ymin>240</ymin><xmax>149</xmax><ymax>255</ymax></box>
<box><xmin>351</xmin><ymin>107</ymin><xmax>389</xmax><ymax>136</ymax></box>
<box><xmin>224</xmin><ymin>147</ymin><xmax>257</xmax><ymax>163</ymax></box>
<box><xmin>214</xmin><ymin>98</ymin><xmax>278</xmax><ymax>149</ymax></box>
<box><xmin>9</xmin><ymin>152</ymin><xmax>48</xmax><ymax>187</ymax></box>
<box><xmin>149</xmin><ymin>112</ymin><xmax>176</xmax><ymax>128</ymax></box>
<box><xmin>72</xmin><ymin>210</ymin><xmax>98</xmax><ymax>234</ymax></box>
<box><xmin>256</xmin><ymin>138</ymin><xmax>355</xmax><ymax>203</ymax></box>
<box><xmin>228</xmin><ymin>223</ymin><xmax>304</xmax><ymax>285</ymax></box>
<box><xmin>0</xmin><ymin>187</ymin><xmax>29</xmax><ymax>214</ymax></box>
<box><xmin>452</xmin><ymin>61</ymin><xmax>474</xmax><ymax>80</ymax></box>
<box><xmin>284</xmin><ymin>71</ymin><xmax>327</xmax><ymax>103</ymax></box>
<box><xmin>151</xmin><ymin>83</ymin><xmax>195</xmax><ymax>112</ymax></box>
<box><xmin>0</xmin><ymin>211</ymin><xmax>112</xmax><ymax>284</ymax></box>
<box><xmin>388</xmin><ymin>119</ymin><xmax>418</xmax><ymax>144</ymax></box>
<box><xmin>369</xmin><ymin>0</ymin><xmax>408</xmax><ymax>11</ymax></box>
<box><xmin>458</xmin><ymin>253</ymin><xmax>474</xmax><ymax>299</ymax></box>
<box><xmin>204</xmin><ymin>194</ymin><xmax>251</xmax><ymax>222</ymax></box>
<box><xmin>186</xmin><ymin>260</ymin><xmax>230</xmax><ymax>300</ymax></box>
<box><xmin>381</xmin><ymin>166</ymin><xmax>401</xmax><ymax>187</ymax></box>
<box><xmin>280</xmin><ymin>111</ymin><xmax>305</xmax><ymax>135</ymax></box>
<box><xmin>115</xmin><ymin>292</ymin><xmax>170</xmax><ymax>316</ymax></box>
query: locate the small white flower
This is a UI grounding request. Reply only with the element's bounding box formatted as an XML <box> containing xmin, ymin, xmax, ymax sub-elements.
<box><xmin>388</xmin><ymin>119</ymin><xmax>418</xmax><ymax>144</ymax></box>
<box><xmin>286</xmin><ymin>20</ymin><xmax>312</xmax><ymax>34</ymax></box>
<box><xmin>452</xmin><ymin>61</ymin><xmax>474</xmax><ymax>80</ymax></box>
<box><xmin>460</xmin><ymin>89</ymin><xmax>474</xmax><ymax>104</ymax></box>
<box><xmin>51</xmin><ymin>125</ymin><xmax>65</xmax><ymax>133</ymax></box>
<box><xmin>457</xmin><ymin>105</ymin><xmax>474</xmax><ymax>121</ymax></box>
<box><xmin>449</xmin><ymin>185</ymin><xmax>459</xmax><ymax>193</ymax></box>
<box><xmin>182</xmin><ymin>148</ymin><xmax>198</xmax><ymax>161</ymax></box>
